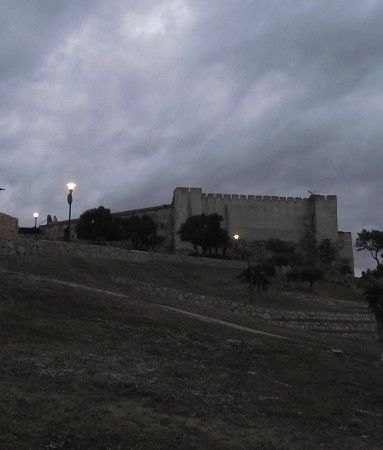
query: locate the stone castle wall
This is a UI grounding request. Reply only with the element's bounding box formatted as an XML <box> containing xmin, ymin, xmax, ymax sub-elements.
<box><xmin>0</xmin><ymin>212</ymin><xmax>18</xmax><ymax>238</ymax></box>
<box><xmin>39</xmin><ymin>186</ymin><xmax>353</xmax><ymax>272</ymax></box>
<box><xmin>173</xmin><ymin>187</ymin><xmax>340</xmax><ymax>252</ymax></box>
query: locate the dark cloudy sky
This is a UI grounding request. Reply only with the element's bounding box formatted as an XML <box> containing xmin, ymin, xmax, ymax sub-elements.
<box><xmin>1</xmin><ymin>0</ymin><xmax>382</xmax><ymax>272</ymax></box>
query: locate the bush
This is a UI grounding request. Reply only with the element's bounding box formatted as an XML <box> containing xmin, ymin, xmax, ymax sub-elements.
<box><xmin>285</xmin><ymin>266</ymin><xmax>324</xmax><ymax>291</ymax></box>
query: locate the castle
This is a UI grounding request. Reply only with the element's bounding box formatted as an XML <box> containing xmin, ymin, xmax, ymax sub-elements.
<box><xmin>42</xmin><ymin>187</ymin><xmax>354</xmax><ymax>271</ymax></box>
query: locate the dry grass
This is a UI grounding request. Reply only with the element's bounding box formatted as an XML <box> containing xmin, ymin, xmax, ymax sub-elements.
<box><xmin>0</xmin><ymin>255</ymin><xmax>363</xmax><ymax>312</ymax></box>
<box><xmin>0</xmin><ymin>262</ymin><xmax>382</xmax><ymax>449</ymax></box>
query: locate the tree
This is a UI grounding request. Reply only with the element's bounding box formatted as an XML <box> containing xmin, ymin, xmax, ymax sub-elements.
<box><xmin>265</xmin><ymin>239</ymin><xmax>297</xmax><ymax>271</ymax></box>
<box><xmin>355</xmin><ymin>229</ymin><xmax>383</xmax><ymax>268</ymax></box>
<box><xmin>316</xmin><ymin>238</ymin><xmax>338</xmax><ymax>268</ymax></box>
<box><xmin>76</xmin><ymin>206</ymin><xmax>118</xmax><ymax>241</ymax></box>
<box><xmin>119</xmin><ymin>214</ymin><xmax>159</xmax><ymax>250</ymax></box>
<box><xmin>286</xmin><ymin>266</ymin><xmax>324</xmax><ymax>292</ymax></box>
<box><xmin>177</xmin><ymin>214</ymin><xmax>230</xmax><ymax>256</ymax></box>
<box><xmin>237</xmin><ymin>263</ymin><xmax>270</xmax><ymax>303</ymax></box>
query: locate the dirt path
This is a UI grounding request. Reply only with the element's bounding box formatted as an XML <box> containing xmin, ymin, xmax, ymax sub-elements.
<box><xmin>1</xmin><ymin>268</ymin><xmax>307</xmax><ymax>343</ymax></box>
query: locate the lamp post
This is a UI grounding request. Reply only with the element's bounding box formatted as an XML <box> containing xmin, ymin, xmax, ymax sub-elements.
<box><xmin>33</xmin><ymin>212</ymin><xmax>39</xmax><ymax>229</ymax></box>
<box><xmin>234</xmin><ymin>234</ymin><xmax>239</xmax><ymax>260</ymax></box>
<box><xmin>33</xmin><ymin>212</ymin><xmax>39</xmax><ymax>239</ymax></box>
<box><xmin>66</xmin><ymin>182</ymin><xmax>76</xmax><ymax>242</ymax></box>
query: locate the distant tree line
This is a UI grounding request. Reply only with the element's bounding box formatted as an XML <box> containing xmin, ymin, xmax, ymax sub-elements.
<box><xmin>75</xmin><ymin>206</ymin><xmax>160</xmax><ymax>250</ymax></box>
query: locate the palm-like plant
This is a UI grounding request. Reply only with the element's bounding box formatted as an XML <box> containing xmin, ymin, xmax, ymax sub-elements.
<box><xmin>238</xmin><ymin>263</ymin><xmax>270</xmax><ymax>303</ymax></box>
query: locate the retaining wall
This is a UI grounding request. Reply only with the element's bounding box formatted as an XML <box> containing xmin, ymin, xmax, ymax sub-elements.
<box><xmin>0</xmin><ymin>237</ymin><xmax>247</xmax><ymax>269</ymax></box>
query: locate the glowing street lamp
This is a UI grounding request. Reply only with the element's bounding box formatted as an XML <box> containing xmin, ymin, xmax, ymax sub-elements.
<box><xmin>234</xmin><ymin>234</ymin><xmax>240</xmax><ymax>260</ymax></box>
<box><xmin>66</xmin><ymin>182</ymin><xmax>76</xmax><ymax>241</ymax></box>
<box><xmin>33</xmin><ymin>212</ymin><xmax>39</xmax><ymax>229</ymax></box>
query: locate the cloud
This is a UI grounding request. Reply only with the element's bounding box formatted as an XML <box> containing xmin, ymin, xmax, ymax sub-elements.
<box><xmin>0</xmin><ymin>0</ymin><xmax>382</xmax><ymax>272</ymax></box>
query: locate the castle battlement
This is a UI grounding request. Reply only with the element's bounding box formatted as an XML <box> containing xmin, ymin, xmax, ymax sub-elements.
<box><xmin>177</xmin><ymin>187</ymin><xmax>336</xmax><ymax>203</ymax></box>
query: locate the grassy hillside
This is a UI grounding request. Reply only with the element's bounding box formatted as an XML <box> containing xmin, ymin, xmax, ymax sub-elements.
<box><xmin>0</xmin><ymin>257</ymin><xmax>382</xmax><ymax>449</ymax></box>
<box><xmin>0</xmin><ymin>255</ymin><xmax>363</xmax><ymax>312</ymax></box>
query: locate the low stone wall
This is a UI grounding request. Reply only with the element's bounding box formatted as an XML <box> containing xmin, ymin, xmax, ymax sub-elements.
<box><xmin>111</xmin><ymin>276</ymin><xmax>378</xmax><ymax>340</ymax></box>
<box><xmin>0</xmin><ymin>237</ymin><xmax>247</xmax><ymax>269</ymax></box>
<box><xmin>0</xmin><ymin>213</ymin><xmax>18</xmax><ymax>238</ymax></box>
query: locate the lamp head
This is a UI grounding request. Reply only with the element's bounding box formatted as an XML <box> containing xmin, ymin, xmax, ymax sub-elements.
<box><xmin>67</xmin><ymin>182</ymin><xmax>76</xmax><ymax>192</ymax></box>
<box><xmin>33</xmin><ymin>212</ymin><xmax>39</xmax><ymax>218</ymax></box>
<box><xmin>234</xmin><ymin>234</ymin><xmax>239</xmax><ymax>240</ymax></box>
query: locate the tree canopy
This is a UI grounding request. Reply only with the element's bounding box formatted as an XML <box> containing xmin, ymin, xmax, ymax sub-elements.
<box><xmin>119</xmin><ymin>214</ymin><xmax>159</xmax><ymax>250</ymax></box>
<box><xmin>75</xmin><ymin>206</ymin><xmax>117</xmax><ymax>241</ymax></box>
<box><xmin>177</xmin><ymin>213</ymin><xmax>229</xmax><ymax>256</ymax></box>
<box><xmin>355</xmin><ymin>229</ymin><xmax>383</xmax><ymax>268</ymax></box>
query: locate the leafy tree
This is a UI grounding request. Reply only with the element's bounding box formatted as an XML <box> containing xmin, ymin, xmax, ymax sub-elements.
<box><xmin>335</xmin><ymin>259</ymin><xmax>353</xmax><ymax>275</ymax></box>
<box><xmin>355</xmin><ymin>229</ymin><xmax>383</xmax><ymax>268</ymax></box>
<box><xmin>119</xmin><ymin>214</ymin><xmax>159</xmax><ymax>250</ymax></box>
<box><xmin>316</xmin><ymin>238</ymin><xmax>338</xmax><ymax>268</ymax></box>
<box><xmin>363</xmin><ymin>281</ymin><xmax>383</xmax><ymax>314</ymax></box>
<box><xmin>300</xmin><ymin>266</ymin><xmax>324</xmax><ymax>292</ymax></box>
<box><xmin>76</xmin><ymin>206</ymin><xmax>117</xmax><ymax>241</ymax></box>
<box><xmin>237</xmin><ymin>263</ymin><xmax>270</xmax><ymax>302</ymax></box>
<box><xmin>265</xmin><ymin>238</ymin><xmax>297</xmax><ymax>271</ymax></box>
<box><xmin>177</xmin><ymin>213</ymin><xmax>229</xmax><ymax>256</ymax></box>
<box><xmin>286</xmin><ymin>266</ymin><xmax>324</xmax><ymax>292</ymax></box>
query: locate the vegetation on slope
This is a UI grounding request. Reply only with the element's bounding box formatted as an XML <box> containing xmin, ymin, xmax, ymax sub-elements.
<box><xmin>0</xmin><ymin>270</ymin><xmax>382</xmax><ymax>449</ymax></box>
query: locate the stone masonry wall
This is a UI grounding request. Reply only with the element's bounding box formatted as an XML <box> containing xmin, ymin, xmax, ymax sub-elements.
<box><xmin>0</xmin><ymin>212</ymin><xmax>18</xmax><ymax>238</ymax></box>
<box><xmin>173</xmin><ymin>187</ymin><xmax>341</xmax><ymax>256</ymax></box>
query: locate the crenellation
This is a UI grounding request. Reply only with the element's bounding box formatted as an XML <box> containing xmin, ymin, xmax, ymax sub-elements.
<box><xmin>215</xmin><ymin>193</ymin><xmax>223</xmax><ymax>199</ymax></box>
<box><xmin>287</xmin><ymin>197</ymin><xmax>295</xmax><ymax>201</ymax></box>
<box><xmin>240</xmin><ymin>195</ymin><xmax>246</xmax><ymax>199</ymax></box>
<box><xmin>232</xmin><ymin>194</ymin><xmax>239</xmax><ymax>199</ymax></box>
<box><xmin>248</xmin><ymin>195</ymin><xmax>255</xmax><ymax>200</ymax></box>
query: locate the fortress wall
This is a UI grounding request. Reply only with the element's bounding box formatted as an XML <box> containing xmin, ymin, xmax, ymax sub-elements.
<box><xmin>173</xmin><ymin>187</ymin><xmax>199</xmax><ymax>250</ymax></box>
<box><xmin>174</xmin><ymin>188</ymin><xmax>343</xmax><ymax>254</ymax></box>
<box><xmin>337</xmin><ymin>232</ymin><xmax>354</xmax><ymax>273</ymax></box>
<box><xmin>0</xmin><ymin>212</ymin><xmax>18</xmax><ymax>238</ymax></box>
<box><xmin>200</xmin><ymin>191</ymin><xmax>311</xmax><ymax>242</ymax></box>
<box><xmin>312</xmin><ymin>195</ymin><xmax>338</xmax><ymax>242</ymax></box>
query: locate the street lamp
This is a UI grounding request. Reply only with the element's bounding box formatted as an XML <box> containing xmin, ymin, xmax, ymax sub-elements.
<box><xmin>66</xmin><ymin>182</ymin><xmax>76</xmax><ymax>241</ymax></box>
<box><xmin>33</xmin><ymin>212</ymin><xmax>39</xmax><ymax>229</ymax></box>
<box><xmin>234</xmin><ymin>234</ymin><xmax>240</xmax><ymax>260</ymax></box>
<box><xmin>33</xmin><ymin>212</ymin><xmax>39</xmax><ymax>239</ymax></box>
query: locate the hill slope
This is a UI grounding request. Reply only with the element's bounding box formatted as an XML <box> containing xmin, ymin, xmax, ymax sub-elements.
<box><xmin>1</xmin><ymin>260</ymin><xmax>382</xmax><ymax>449</ymax></box>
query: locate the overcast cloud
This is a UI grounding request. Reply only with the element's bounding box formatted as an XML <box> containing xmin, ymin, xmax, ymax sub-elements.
<box><xmin>1</xmin><ymin>0</ymin><xmax>382</xmax><ymax>272</ymax></box>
